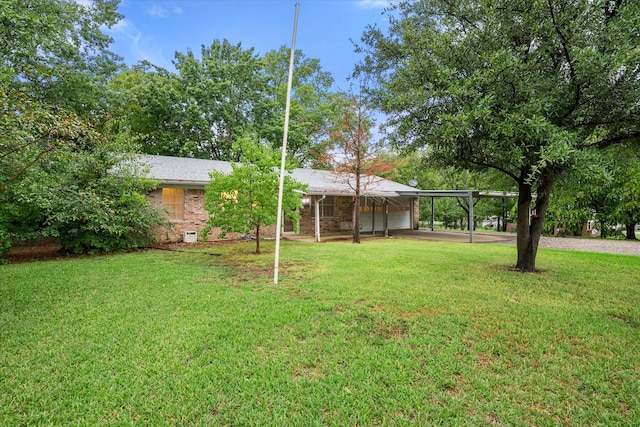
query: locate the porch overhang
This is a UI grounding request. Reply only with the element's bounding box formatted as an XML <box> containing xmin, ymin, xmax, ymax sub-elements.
<box><xmin>304</xmin><ymin>189</ymin><xmax>408</xmax><ymax>198</ymax></box>
<box><xmin>158</xmin><ymin>180</ymin><xmax>208</xmax><ymax>188</ymax></box>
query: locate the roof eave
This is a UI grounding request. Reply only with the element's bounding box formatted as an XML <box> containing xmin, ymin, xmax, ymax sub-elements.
<box><xmin>159</xmin><ymin>180</ymin><xmax>208</xmax><ymax>188</ymax></box>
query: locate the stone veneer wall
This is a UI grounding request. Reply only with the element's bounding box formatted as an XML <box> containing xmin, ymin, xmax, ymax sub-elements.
<box><xmin>147</xmin><ymin>188</ymin><xmax>275</xmax><ymax>242</ymax></box>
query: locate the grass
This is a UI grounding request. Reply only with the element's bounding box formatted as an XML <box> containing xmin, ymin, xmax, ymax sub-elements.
<box><xmin>1</xmin><ymin>239</ymin><xmax>639</xmax><ymax>426</ymax></box>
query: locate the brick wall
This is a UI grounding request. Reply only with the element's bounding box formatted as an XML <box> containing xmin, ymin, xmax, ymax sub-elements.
<box><xmin>147</xmin><ymin>187</ymin><xmax>275</xmax><ymax>242</ymax></box>
<box><xmin>147</xmin><ymin>188</ymin><xmax>416</xmax><ymax>241</ymax></box>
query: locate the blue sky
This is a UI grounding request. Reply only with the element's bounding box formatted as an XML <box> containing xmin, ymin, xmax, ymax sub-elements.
<box><xmin>106</xmin><ymin>0</ymin><xmax>391</xmax><ymax>89</ymax></box>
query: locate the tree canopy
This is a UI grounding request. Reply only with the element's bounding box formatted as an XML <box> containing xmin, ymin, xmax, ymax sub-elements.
<box><xmin>546</xmin><ymin>144</ymin><xmax>640</xmax><ymax>239</ymax></box>
<box><xmin>202</xmin><ymin>138</ymin><xmax>305</xmax><ymax>254</ymax></box>
<box><xmin>357</xmin><ymin>0</ymin><xmax>640</xmax><ymax>270</ymax></box>
<box><xmin>1</xmin><ymin>0</ymin><xmax>166</xmax><ymax>258</ymax></box>
<box><xmin>1</xmin><ymin>0</ymin><xmax>122</xmax><ymax>113</ymax></box>
<box><xmin>318</xmin><ymin>92</ymin><xmax>398</xmax><ymax>242</ymax></box>
<box><xmin>109</xmin><ymin>42</ymin><xmax>336</xmax><ymax>164</ymax></box>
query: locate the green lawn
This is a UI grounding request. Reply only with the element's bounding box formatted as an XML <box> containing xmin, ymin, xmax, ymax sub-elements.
<box><xmin>1</xmin><ymin>239</ymin><xmax>639</xmax><ymax>425</ymax></box>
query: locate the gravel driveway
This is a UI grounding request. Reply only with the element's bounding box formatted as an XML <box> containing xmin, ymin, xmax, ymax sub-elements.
<box><xmin>390</xmin><ymin>229</ymin><xmax>640</xmax><ymax>256</ymax></box>
<box><xmin>498</xmin><ymin>235</ymin><xmax>640</xmax><ymax>256</ymax></box>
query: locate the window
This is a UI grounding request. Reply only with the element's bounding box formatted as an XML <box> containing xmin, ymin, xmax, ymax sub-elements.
<box><xmin>162</xmin><ymin>188</ymin><xmax>184</xmax><ymax>220</ymax></box>
<box><xmin>310</xmin><ymin>196</ymin><xmax>334</xmax><ymax>218</ymax></box>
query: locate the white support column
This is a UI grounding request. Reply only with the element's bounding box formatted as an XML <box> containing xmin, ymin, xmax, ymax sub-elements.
<box><xmin>383</xmin><ymin>199</ymin><xmax>389</xmax><ymax>237</ymax></box>
<box><xmin>315</xmin><ymin>195</ymin><xmax>325</xmax><ymax>242</ymax></box>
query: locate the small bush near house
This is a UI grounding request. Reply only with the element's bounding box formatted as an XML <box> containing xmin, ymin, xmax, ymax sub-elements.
<box><xmin>1</xmin><ymin>147</ymin><xmax>168</xmax><ymax>258</ymax></box>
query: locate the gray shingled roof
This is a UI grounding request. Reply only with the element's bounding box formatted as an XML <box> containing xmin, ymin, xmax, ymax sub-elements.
<box><xmin>290</xmin><ymin>168</ymin><xmax>417</xmax><ymax>197</ymax></box>
<box><xmin>138</xmin><ymin>154</ymin><xmax>417</xmax><ymax>197</ymax></box>
<box><xmin>139</xmin><ymin>155</ymin><xmax>232</xmax><ymax>185</ymax></box>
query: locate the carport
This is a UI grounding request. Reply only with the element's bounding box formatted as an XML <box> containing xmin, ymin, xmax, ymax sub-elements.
<box><xmin>396</xmin><ymin>190</ymin><xmax>519</xmax><ymax>243</ymax></box>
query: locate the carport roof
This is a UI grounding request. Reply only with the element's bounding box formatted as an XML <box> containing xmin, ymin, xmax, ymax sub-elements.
<box><xmin>397</xmin><ymin>189</ymin><xmax>520</xmax><ymax>199</ymax></box>
<box><xmin>291</xmin><ymin>168</ymin><xmax>417</xmax><ymax>197</ymax></box>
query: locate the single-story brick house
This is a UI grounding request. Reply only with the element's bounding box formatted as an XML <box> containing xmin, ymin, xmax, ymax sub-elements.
<box><xmin>139</xmin><ymin>155</ymin><xmax>420</xmax><ymax>241</ymax></box>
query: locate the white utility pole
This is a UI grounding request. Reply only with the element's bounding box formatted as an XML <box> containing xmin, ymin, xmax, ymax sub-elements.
<box><xmin>274</xmin><ymin>2</ymin><xmax>300</xmax><ymax>284</ymax></box>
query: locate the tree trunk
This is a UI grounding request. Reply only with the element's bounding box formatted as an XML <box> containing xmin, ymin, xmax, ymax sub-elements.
<box><xmin>255</xmin><ymin>225</ymin><xmax>261</xmax><ymax>254</ymax></box>
<box><xmin>515</xmin><ymin>174</ymin><xmax>554</xmax><ymax>272</ymax></box>
<box><xmin>353</xmin><ymin>164</ymin><xmax>361</xmax><ymax>243</ymax></box>
<box><xmin>625</xmin><ymin>222</ymin><xmax>637</xmax><ymax>240</ymax></box>
<box><xmin>353</xmin><ymin>195</ymin><xmax>361</xmax><ymax>243</ymax></box>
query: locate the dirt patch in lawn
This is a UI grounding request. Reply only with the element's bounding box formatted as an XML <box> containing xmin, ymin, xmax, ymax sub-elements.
<box><xmin>4</xmin><ymin>240</ymin><xmax>67</xmax><ymax>264</ymax></box>
<box><xmin>3</xmin><ymin>238</ymin><xmax>254</xmax><ymax>264</ymax></box>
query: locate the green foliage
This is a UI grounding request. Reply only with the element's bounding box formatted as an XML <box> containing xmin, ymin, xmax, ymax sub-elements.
<box><xmin>543</xmin><ymin>149</ymin><xmax>608</xmax><ymax>236</ymax></box>
<box><xmin>603</xmin><ymin>146</ymin><xmax>640</xmax><ymax>238</ymax></box>
<box><xmin>394</xmin><ymin>154</ymin><xmax>516</xmax><ymax>228</ymax></box>
<box><xmin>0</xmin><ymin>0</ymin><xmax>122</xmax><ymax>114</ymax></box>
<box><xmin>0</xmin><ymin>229</ymin><xmax>10</xmax><ymax>264</ymax></box>
<box><xmin>110</xmin><ymin>42</ymin><xmax>335</xmax><ymax>163</ymax></box>
<box><xmin>357</xmin><ymin>0</ymin><xmax>640</xmax><ymax>270</ymax></box>
<box><xmin>202</xmin><ymin>138</ymin><xmax>305</xmax><ymax>253</ymax></box>
<box><xmin>261</xmin><ymin>47</ymin><xmax>336</xmax><ymax>164</ymax></box>
<box><xmin>0</xmin><ymin>0</ymin><xmax>169</xmax><ymax>258</ymax></box>
<box><xmin>43</xmin><ymin>153</ymin><xmax>166</xmax><ymax>254</ymax></box>
<box><xmin>173</xmin><ymin>40</ymin><xmax>267</xmax><ymax>160</ymax></box>
<box><xmin>106</xmin><ymin>64</ymin><xmax>183</xmax><ymax>155</ymax></box>
<box><xmin>2</xmin><ymin>144</ymin><xmax>167</xmax><ymax>255</ymax></box>
<box><xmin>546</xmin><ymin>145</ymin><xmax>640</xmax><ymax>238</ymax></box>
<box><xmin>0</xmin><ymin>85</ymin><xmax>165</xmax><ymax>256</ymax></box>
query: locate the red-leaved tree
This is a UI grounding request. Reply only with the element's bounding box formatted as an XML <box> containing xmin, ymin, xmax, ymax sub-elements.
<box><xmin>318</xmin><ymin>93</ymin><xmax>395</xmax><ymax>243</ymax></box>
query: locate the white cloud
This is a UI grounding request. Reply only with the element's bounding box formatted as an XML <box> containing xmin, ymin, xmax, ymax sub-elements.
<box><xmin>146</xmin><ymin>3</ymin><xmax>184</xmax><ymax>17</ymax></box>
<box><xmin>105</xmin><ymin>18</ymin><xmax>173</xmax><ymax>69</ymax></box>
<box><xmin>72</xmin><ymin>0</ymin><xmax>93</xmax><ymax>7</ymax></box>
<box><xmin>109</xmin><ymin>19</ymin><xmax>137</xmax><ymax>39</ymax></box>
<box><xmin>107</xmin><ymin>19</ymin><xmax>142</xmax><ymax>52</ymax></box>
<box><xmin>148</xmin><ymin>4</ymin><xmax>169</xmax><ymax>18</ymax></box>
<box><xmin>354</xmin><ymin>0</ymin><xmax>390</xmax><ymax>9</ymax></box>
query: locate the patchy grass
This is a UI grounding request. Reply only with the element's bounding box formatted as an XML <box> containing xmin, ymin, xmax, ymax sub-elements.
<box><xmin>1</xmin><ymin>239</ymin><xmax>639</xmax><ymax>425</ymax></box>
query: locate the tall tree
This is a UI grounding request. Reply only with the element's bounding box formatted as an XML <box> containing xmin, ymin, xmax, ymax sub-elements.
<box><xmin>173</xmin><ymin>40</ymin><xmax>268</xmax><ymax>160</ymax></box>
<box><xmin>1</xmin><ymin>0</ymin><xmax>165</xmax><ymax>258</ymax></box>
<box><xmin>588</xmin><ymin>145</ymin><xmax>640</xmax><ymax>239</ymax></box>
<box><xmin>111</xmin><ymin>42</ymin><xmax>337</xmax><ymax>163</ymax></box>
<box><xmin>604</xmin><ymin>146</ymin><xmax>640</xmax><ymax>240</ymax></box>
<box><xmin>1</xmin><ymin>0</ymin><xmax>122</xmax><ymax>190</ymax></box>
<box><xmin>545</xmin><ymin>144</ymin><xmax>640</xmax><ymax>240</ymax></box>
<box><xmin>261</xmin><ymin>47</ymin><xmax>336</xmax><ymax>164</ymax></box>
<box><xmin>357</xmin><ymin>0</ymin><xmax>640</xmax><ymax>271</ymax></box>
<box><xmin>320</xmin><ymin>92</ymin><xmax>395</xmax><ymax>243</ymax></box>
<box><xmin>543</xmin><ymin>149</ymin><xmax>610</xmax><ymax>236</ymax></box>
<box><xmin>1</xmin><ymin>0</ymin><xmax>122</xmax><ymax>114</ymax></box>
<box><xmin>107</xmin><ymin>64</ymin><xmax>185</xmax><ymax>156</ymax></box>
